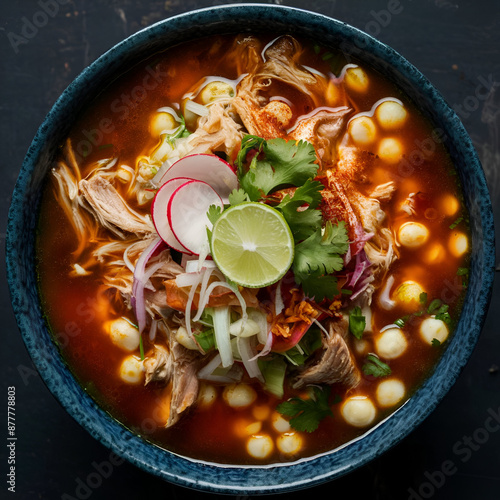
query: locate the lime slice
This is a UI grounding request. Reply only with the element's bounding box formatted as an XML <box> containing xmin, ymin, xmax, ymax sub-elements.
<box><xmin>211</xmin><ymin>202</ymin><xmax>294</xmax><ymax>288</ymax></box>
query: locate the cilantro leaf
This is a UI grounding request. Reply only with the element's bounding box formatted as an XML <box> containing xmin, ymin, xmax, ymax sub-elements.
<box><xmin>395</xmin><ymin>295</ymin><xmax>453</xmax><ymax>329</ymax></box>
<box><xmin>293</xmin><ymin>222</ymin><xmax>348</xmax><ymax>277</ymax></box>
<box><xmin>300</xmin><ymin>274</ymin><xmax>339</xmax><ymax>301</ymax></box>
<box><xmin>228</xmin><ymin>188</ymin><xmax>250</xmax><ymax>206</ymax></box>
<box><xmin>285</xmin><ymin>207</ymin><xmax>323</xmax><ymax>242</ymax></box>
<box><xmin>435</xmin><ymin>311</ymin><xmax>451</xmax><ymax>324</ymax></box>
<box><xmin>431</xmin><ymin>338</ymin><xmax>442</xmax><ymax>347</ymax></box>
<box><xmin>292</xmin><ymin>221</ymin><xmax>348</xmax><ymax>301</ymax></box>
<box><xmin>427</xmin><ymin>298</ymin><xmax>442</xmax><ymax>314</ymax></box>
<box><xmin>194</xmin><ymin>328</ymin><xmax>215</xmax><ymax>352</ymax></box>
<box><xmin>426</xmin><ymin>299</ymin><xmax>451</xmax><ymax>324</ymax></box>
<box><xmin>276</xmin><ymin>386</ymin><xmax>333</xmax><ymax>432</ymax></box>
<box><xmin>322</xmin><ymin>220</ymin><xmax>350</xmax><ymax>254</ymax></box>
<box><xmin>206</xmin><ymin>205</ymin><xmax>222</xmax><ymax>225</ymax></box>
<box><xmin>362</xmin><ymin>354</ymin><xmax>392</xmax><ymax>377</ymax></box>
<box><xmin>283</xmin><ymin>179</ymin><xmax>324</xmax><ymax>210</ymax></box>
<box><xmin>277</xmin><ymin>180</ymin><xmax>324</xmax><ymax>241</ymax></box>
<box><xmin>349</xmin><ymin>306</ymin><xmax>366</xmax><ymax>339</ymax></box>
<box><xmin>258</xmin><ymin>355</ymin><xmax>287</xmax><ymax>398</ymax></box>
<box><xmin>237</xmin><ymin>135</ymin><xmax>318</xmax><ymax>199</ymax></box>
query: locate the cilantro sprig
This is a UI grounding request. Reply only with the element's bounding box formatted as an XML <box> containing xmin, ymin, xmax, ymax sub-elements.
<box><xmin>276</xmin><ymin>386</ymin><xmax>334</xmax><ymax>433</ymax></box>
<box><xmin>293</xmin><ymin>221</ymin><xmax>349</xmax><ymax>301</ymax></box>
<box><xmin>276</xmin><ymin>179</ymin><xmax>324</xmax><ymax>241</ymax></box>
<box><xmin>236</xmin><ymin>135</ymin><xmax>318</xmax><ymax>200</ymax></box>
<box><xmin>394</xmin><ymin>294</ymin><xmax>451</xmax><ymax>328</ymax></box>
<box><xmin>362</xmin><ymin>354</ymin><xmax>392</xmax><ymax>377</ymax></box>
<box><xmin>206</xmin><ymin>205</ymin><xmax>222</xmax><ymax>225</ymax></box>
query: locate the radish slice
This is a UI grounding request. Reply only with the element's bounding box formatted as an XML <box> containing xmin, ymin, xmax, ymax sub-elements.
<box><xmin>151</xmin><ymin>177</ymin><xmax>193</xmax><ymax>253</ymax></box>
<box><xmin>167</xmin><ymin>179</ymin><xmax>223</xmax><ymax>255</ymax></box>
<box><xmin>158</xmin><ymin>154</ymin><xmax>238</xmax><ymax>203</ymax></box>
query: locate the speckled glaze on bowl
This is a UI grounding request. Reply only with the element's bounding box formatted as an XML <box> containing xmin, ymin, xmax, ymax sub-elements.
<box><xmin>6</xmin><ymin>4</ymin><xmax>495</xmax><ymax>494</ymax></box>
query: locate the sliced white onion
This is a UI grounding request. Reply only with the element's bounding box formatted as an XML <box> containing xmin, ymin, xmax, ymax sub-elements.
<box><xmin>185</xmin><ymin>259</ymin><xmax>217</xmax><ymax>274</ymax></box>
<box><xmin>362</xmin><ymin>306</ymin><xmax>373</xmax><ymax>333</ymax></box>
<box><xmin>183</xmin><ymin>271</ymin><xmax>204</xmax><ymax>338</ymax></box>
<box><xmin>198</xmin><ymin>353</ymin><xmax>243</xmax><ymax>383</ymax></box>
<box><xmin>181</xmin><ymin>253</ymin><xmax>198</xmax><ymax>270</ymax></box>
<box><xmin>176</xmin><ymin>272</ymin><xmax>203</xmax><ymax>289</ymax></box>
<box><xmin>249</xmin><ymin>328</ymin><xmax>273</xmax><ymax>361</ymax></box>
<box><xmin>197</xmin><ymin>239</ymin><xmax>210</xmax><ymax>271</ymax></box>
<box><xmin>142</xmin><ymin>260</ymin><xmax>165</xmax><ymax>291</ymax></box>
<box><xmin>184</xmin><ymin>99</ymin><xmax>209</xmax><ymax>117</ymax></box>
<box><xmin>193</xmin><ymin>280</ymin><xmax>248</xmax><ymax>324</ymax></box>
<box><xmin>95</xmin><ymin>157</ymin><xmax>118</xmax><ymax>169</ymax></box>
<box><xmin>151</xmin><ymin>158</ymin><xmax>175</xmax><ymax>186</ymax></box>
<box><xmin>197</xmin><ymin>353</ymin><xmax>223</xmax><ymax>379</ymax></box>
<box><xmin>131</xmin><ymin>236</ymin><xmax>163</xmax><ymax>334</ymax></box>
<box><xmin>237</xmin><ymin>335</ymin><xmax>264</xmax><ymax>381</ymax></box>
<box><xmin>156</xmin><ymin>106</ymin><xmax>182</xmax><ymax>123</ymax></box>
<box><xmin>248</xmin><ymin>309</ymin><xmax>269</xmax><ymax>346</ymax></box>
<box><xmin>311</xmin><ymin>317</ymin><xmax>330</xmax><ymax>337</ymax></box>
<box><xmin>380</xmin><ymin>323</ymin><xmax>400</xmax><ymax>333</ymax></box>
<box><xmin>229</xmin><ymin>318</ymin><xmax>260</xmax><ymax>338</ymax></box>
<box><xmin>301</xmin><ymin>65</ymin><xmax>326</xmax><ymax>78</ymax></box>
<box><xmin>379</xmin><ymin>275</ymin><xmax>396</xmax><ymax>310</ymax></box>
<box><xmin>213</xmin><ymin>306</ymin><xmax>232</xmax><ymax>368</ymax></box>
<box><xmin>193</xmin><ymin>267</ymin><xmax>217</xmax><ymax>321</ymax></box>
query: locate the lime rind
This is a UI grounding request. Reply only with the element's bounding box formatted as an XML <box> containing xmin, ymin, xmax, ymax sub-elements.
<box><xmin>211</xmin><ymin>202</ymin><xmax>294</xmax><ymax>288</ymax></box>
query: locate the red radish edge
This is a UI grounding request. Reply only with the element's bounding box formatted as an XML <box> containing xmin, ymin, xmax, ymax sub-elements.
<box><xmin>159</xmin><ymin>154</ymin><xmax>238</xmax><ymax>203</ymax></box>
<box><xmin>167</xmin><ymin>179</ymin><xmax>223</xmax><ymax>255</ymax></box>
<box><xmin>151</xmin><ymin>177</ymin><xmax>194</xmax><ymax>253</ymax></box>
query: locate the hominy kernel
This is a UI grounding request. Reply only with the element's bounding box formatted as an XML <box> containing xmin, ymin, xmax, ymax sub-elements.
<box><xmin>375</xmin><ymin>100</ymin><xmax>407</xmax><ymax>130</ymax></box>
<box><xmin>376</xmin><ymin>379</ymin><xmax>406</xmax><ymax>407</ymax></box>
<box><xmin>376</xmin><ymin>328</ymin><xmax>408</xmax><ymax>359</ymax></box>
<box><xmin>341</xmin><ymin>396</ymin><xmax>376</xmax><ymax>427</ymax></box>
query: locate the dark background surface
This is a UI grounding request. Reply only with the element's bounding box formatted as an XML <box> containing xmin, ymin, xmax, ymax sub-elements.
<box><xmin>1</xmin><ymin>1</ymin><xmax>499</xmax><ymax>499</ymax></box>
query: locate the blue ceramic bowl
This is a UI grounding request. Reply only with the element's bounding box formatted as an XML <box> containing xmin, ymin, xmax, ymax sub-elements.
<box><xmin>6</xmin><ymin>4</ymin><xmax>495</xmax><ymax>494</ymax></box>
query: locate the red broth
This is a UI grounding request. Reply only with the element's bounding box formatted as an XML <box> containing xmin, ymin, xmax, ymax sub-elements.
<box><xmin>36</xmin><ymin>34</ymin><xmax>469</xmax><ymax>465</ymax></box>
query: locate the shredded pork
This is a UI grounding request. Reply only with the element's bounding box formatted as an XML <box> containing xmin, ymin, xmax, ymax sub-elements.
<box><xmin>80</xmin><ymin>175</ymin><xmax>154</xmax><ymax>237</ymax></box>
<box><xmin>293</xmin><ymin>317</ymin><xmax>361</xmax><ymax>389</ymax></box>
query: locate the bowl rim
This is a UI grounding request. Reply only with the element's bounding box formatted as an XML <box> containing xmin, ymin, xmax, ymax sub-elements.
<box><xmin>6</xmin><ymin>3</ymin><xmax>496</xmax><ymax>494</ymax></box>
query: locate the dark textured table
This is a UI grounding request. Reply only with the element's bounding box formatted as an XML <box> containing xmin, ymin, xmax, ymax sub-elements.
<box><xmin>2</xmin><ymin>1</ymin><xmax>499</xmax><ymax>499</ymax></box>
